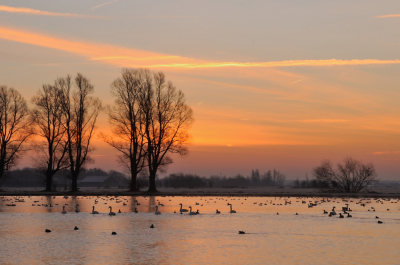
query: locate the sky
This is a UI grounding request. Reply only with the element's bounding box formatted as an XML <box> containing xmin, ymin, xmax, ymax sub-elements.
<box><xmin>1</xmin><ymin>0</ymin><xmax>400</xmax><ymax>180</ymax></box>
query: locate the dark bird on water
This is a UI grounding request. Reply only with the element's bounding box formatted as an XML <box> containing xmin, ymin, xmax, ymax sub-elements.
<box><xmin>376</xmin><ymin>216</ymin><xmax>379</xmax><ymax>219</ymax></box>
<box><xmin>74</xmin><ymin>226</ymin><xmax>79</xmax><ymax>230</ymax></box>
<box><xmin>150</xmin><ymin>224</ymin><xmax>155</xmax><ymax>228</ymax></box>
<box><xmin>347</xmin><ymin>213</ymin><xmax>352</xmax><ymax>218</ymax></box>
<box><xmin>45</xmin><ymin>229</ymin><xmax>51</xmax><ymax>233</ymax></box>
<box><xmin>239</xmin><ymin>231</ymin><xmax>245</xmax><ymax>234</ymax></box>
<box><xmin>112</xmin><ymin>231</ymin><xmax>117</xmax><ymax>235</ymax></box>
<box><xmin>378</xmin><ymin>221</ymin><xmax>383</xmax><ymax>224</ymax></box>
<box><xmin>216</xmin><ymin>209</ymin><xmax>220</xmax><ymax>214</ymax></box>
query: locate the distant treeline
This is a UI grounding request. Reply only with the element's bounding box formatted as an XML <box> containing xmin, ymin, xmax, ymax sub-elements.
<box><xmin>158</xmin><ymin>169</ymin><xmax>286</xmax><ymax>188</ymax></box>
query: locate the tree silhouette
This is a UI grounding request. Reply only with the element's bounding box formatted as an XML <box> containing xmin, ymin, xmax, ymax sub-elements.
<box><xmin>313</xmin><ymin>157</ymin><xmax>378</xmax><ymax>193</ymax></box>
<box><xmin>0</xmin><ymin>86</ymin><xmax>33</xmax><ymax>181</ymax></box>
<box><xmin>101</xmin><ymin>68</ymin><xmax>147</xmax><ymax>191</ymax></box>
<box><xmin>139</xmin><ymin>70</ymin><xmax>194</xmax><ymax>192</ymax></box>
<box><xmin>31</xmin><ymin>81</ymin><xmax>69</xmax><ymax>191</ymax></box>
<box><xmin>60</xmin><ymin>74</ymin><xmax>102</xmax><ymax>192</ymax></box>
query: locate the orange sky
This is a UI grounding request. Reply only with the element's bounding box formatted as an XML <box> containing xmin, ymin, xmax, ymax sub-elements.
<box><xmin>1</xmin><ymin>2</ymin><xmax>400</xmax><ymax>179</ymax></box>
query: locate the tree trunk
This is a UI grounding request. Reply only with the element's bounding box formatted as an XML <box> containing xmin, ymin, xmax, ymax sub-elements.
<box><xmin>45</xmin><ymin>170</ymin><xmax>53</xmax><ymax>192</ymax></box>
<box><xmin>129</xmin><ymin>169</ymin><xmax>138</xmax><ymax>192</ymax></box>
<box><xmin>71</xmin><ymin>172</ymin><xmax>79</xmax><ymax>192</ymax></box>
<box><xmin>147</xmin><ymin>172</ymin><xmax>157</xmax><ymax>192</ymax></box>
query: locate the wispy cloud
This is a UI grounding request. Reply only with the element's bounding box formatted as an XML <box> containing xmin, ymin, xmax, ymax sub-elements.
<box><xmin>373</xmin><ymin>151</ymin><xmax>400</xmax><ymax>155</ymax></box>
<box><xmin>91</xmin><ymin>0</ymin><xmax>118</xmax><ymax>10</ymax></box>
<box><xmin>0</xmin><ymin>5</ymin><xmax>103</xmax><ymax>18</ymax></box>
<box><xmin>375</xmin><ymin>14</ymin><xmax>400</xmax><ymax>18</ymax></box>
<box><xmin>300</xmin><ymin>119</ymin><xmax>349</xmax><ymax>123</ymax></box>
<box><xmin>1</xmin><ymin>26</ymin><xmax>400</xmax><ymax>70</ymax></box>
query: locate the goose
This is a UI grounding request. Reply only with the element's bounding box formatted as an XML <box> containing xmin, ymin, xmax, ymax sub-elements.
<box><xmin>91</xmin><ymin>206</ymin><xmax>99</xmax><ymax>214</ymax></box>
<box><xmin>108</xmin><ymin>206</ymin><xmax>116</xmax><ymax>216</ymax></box>
<box><xmin>188</xmin><ymin>206</ymin><xmax>197</xmax><ymax>215</ymax></box>
<box><xmin>339</xmin><ymin>213</ymin><xmax>344</xmax><ymax>218</ymax></box>
<box><xmin>62</xmin><ymin>206</ymin><xmax>67</xmax><ymax>214</ymax></box>
<box><xmin>118</xmin><ymin>209</ymin><xmax>121</xmax><ymax>213</ymax></box>
<box><xmin>330</xmin><ymin>206</ymin><xmax>337</xmax><ymax>216</ymax></box>
<box><xmin>323</xmin><ymin>210</ymin><xmax>328</xmax><ymax>214</ymax></box>
<box><xmin>155</xmin><ymin>206</ymin><xmax>161</xmax><ymax>215</ymax></box>
<box><xmin>228</xmin><ymin>203</ymin><xmax>236</xmax><ymax>213</ymax></box>
<box><xmin>179</xmin><ymin>203</ymin><xmax>189</xmax><ymax>213</ymax></box>
<box><xmin>75</xmin><ymin>204</ymin><xmax>80</xmax><ymax>213</ymax></box>
<box><xmin>216</xmin><ymin>209</ymin><xmax>220</xmax><ymax>214</ymax></box>
<box><xmin>134</xmin><ymin>208</ymin><xmax>138</xmax><ymax>213</ymax></box>
<box><xmin>347</xmin><ymin>213</ymin><xmax>352</xmax><ymax>218</ymax></box>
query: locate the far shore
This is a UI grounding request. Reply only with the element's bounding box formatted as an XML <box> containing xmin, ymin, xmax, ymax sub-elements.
<box><xmin>1</xmin><ymin>186</ymin><xmax>400</xmax><ymax>198</ymax></box>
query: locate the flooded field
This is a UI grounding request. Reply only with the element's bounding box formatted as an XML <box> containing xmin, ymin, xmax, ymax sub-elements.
<box><xmin>0</xmin><ymin>195</ymin><xmax>399</xmax><ymax>264</ymax></box>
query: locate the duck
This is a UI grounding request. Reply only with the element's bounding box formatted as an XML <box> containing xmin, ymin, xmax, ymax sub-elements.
<box><xmin>45</xmin><ymin>229</ymin><xmax>51</xmax><ymax>233</ymax></box>
<box><xmin>150</xmin><ymin>224</ymin><xmax>155</xmax><ymax>228</ymax></box>
<box><xmin>108</xmin><ymin>206</ymin><xmax>116</xmax><ymax>216</ymax></box>
<box><xmin>347</xmin><ymin>213</ymin><xmax>352</xmax><ymax>218</ymax></box>
<box><xmin>188</xmin><ymin>206</ymin><xmax>196</xmax><ymax>215</ymax></box>
<box><xmin>74</xmin><ymin>226</ymin><xmax>79</xmax><ymax>230</ymax></box>
<box><xmin>111</xmin><ymin>231</ymin><xmax>117</xmax><ymax>235</ymax></box>
<box><xmin>179</xmin><ymin>203</ymin><xmax>188</xmax><ymax>213</ymax></box>
<box><xmin>378</xmin><ymin>221</ymin><xmax>383</xmax><ymax>224</ymax></box>
<box><xmin>239</xmin><ymin>231</ymin><xmax>245</xmax><ymax>234</ymax></box>
<box><xmin>91</xmin><ymin>206</ymin><xmax>99</xmax><ymax>214</ymax></box>
<box><xmin>339</xmin><ymin>213</ymin><xmax>344</xmax><ymax>218</ymax></box>
<box><xmin>228</xmin><ymin>203</ymin><xmax>236</xmax><ymax>213</ymax></box>
<box><xmin>62</xmin><ymin>206</ymin><xmax>67</xmax><ymax>214</ymax></box>
<box><xmin>118</xmin><ymin>209</ymin><xmax>121</xmax><ymax>213</ymax></box>
<box><xmin>75</xmin><ymin>204</ymin><xmax>80</xmax><ymax>213</ymax></box>
<box><xmin>134</xmin><ymin>208</ymin><xmax>138</xmax><ymax>213</ymax></box>
<box><xmin>323</xmin><ymin>210</ymin><xmax>328</xmax><ymax>214</ymax></box>
<box><xmin>376</xmin><ymin>216</ymin><xmax>379</xmax><ymax>219</ymax></box>
<box><xmin>155</xmin><ymin>206</ymin><xmax>161</xmax><ymax>215</ymax></box>
<box><xmin>216</xmin><ymin>209</ymin><xmax>220</xmax><ymax>214</ymax></box>
<box><xmin>195</xmin><ymin>209</ymin><xmax>200</xmax><ymax>214</ymax></box>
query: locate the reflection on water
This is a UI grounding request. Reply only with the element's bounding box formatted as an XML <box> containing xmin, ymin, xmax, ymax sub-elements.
<box><xmin>0</xmin><ymin>195</ymin><xmax>399</xmax><ymax>264</ymax></box>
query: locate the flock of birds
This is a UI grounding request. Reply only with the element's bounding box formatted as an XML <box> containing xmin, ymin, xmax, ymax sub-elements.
<box><xmin>2</xmin><ymin>195</ymin><xmax>399</xmax><ymax>234</ymax></box>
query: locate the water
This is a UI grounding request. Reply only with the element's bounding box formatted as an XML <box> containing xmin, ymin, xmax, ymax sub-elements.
<box><xmin>0</xmin><ymin>195</ymin><xmax>399</xmax><ymax>264</ymax></box>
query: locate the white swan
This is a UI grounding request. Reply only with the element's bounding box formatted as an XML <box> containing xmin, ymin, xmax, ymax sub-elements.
<box><xmin>188</xmin><ymin>206</ymin><xmax>196</xmax><ymax>215</ymax></box>
<box><xmin>155</xmin><ymin>206</ymin><xmax>161</xmax><ymax>215</ymax></box>
<box><xmin>330</xmin><ymin>206</ymin><xmax>337</xmax><ymax>216</ymax></box>
<box><xmin>62</xmin><ymin>206</ymin><xmax>67</xmax><ymax>214</ymax></box>
<box><xmin>91</xmin><ymin>206</ymin><xmax>99</xmax><ymax>214</ymax></box>
<box><xmin>179</xmin><ymin>203</ymin><xmax>188</xmax><ymax>213</ymax></box>
<box><xmin>75</xmin><ymin>204</ymin><xmax>80</xmax><ymax>213</ymax></box>
<box><xmin>108</xmin><ymin>206</ymin><xmax>116</xmax><ymax>216</ymax></box>
<box><xmin>229</xmin><ymin>203</ymin><xmax>236</xmax><ymax>213</ymax></box>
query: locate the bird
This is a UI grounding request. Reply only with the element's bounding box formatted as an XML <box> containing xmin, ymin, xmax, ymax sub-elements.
<box><xmin>179</xmin><ymin>203</ymin><xmax>188</xmax><ymax>213</ymax></box>
<box><xmin>150</xmin><ymin>224</ymin><xmax>155</xmax><ymax>228</ymax></box>
<box><xmin>378</xmin><ymin>221</ymin><xmax>383</xmax><ymax>224</ymax></box>
<box><xmin>188</xmin><ymin>206</ymin><xmax>196</xmax><ymax>215</ymax></box>
<box><xmin>277</xmin><ymin>212</ymin><xmax>279</xmax><ymax>215</ymax></box>
<box><xmin>91</xmin><ymin>206</ymin><xmax>99</xmax><ymax>214</ymax></box>
<box><xmin>330</xmin><ymin>206</ymin><xmax>337</xmax><ymax>215</ymax></box>
<box><xmin>347</xmin><ymin>213</ymin><xmax>352</xmax><ymax>218</ymax></box>
<box><xmin>376</xmin><ymin>216</ymin><xmax>379</xmax><ymax>219</ymax></box>
<box><xmin>228</xmin><ymin>203</ymin><xmax>236</xmax><ymax>213</ymax></box>
<box><xmin>108</xmin><ymin>206</ymin><xmax>116</xmax><ymax>216</ymax></box>
<box><xmin>75</xmin><ymin>204</ymin><xmax>80</xmax><ymax>213</ymax></box>
<box><xmin>45</xmin><ymin>229</ymin><xmax>51</xmax><ymax>233</ymax></box>
<box><xmin>339</xmin><ymin>213</ymin><xmax>344</xmax><ymax>218</ymax></box>
<box><xmin>134</xmin><ymin>208</ymin><xmax>138</xmax><ymax>213</ymax></box>
<box><xmin>118</xmin><ymin>209</ymin><xmax>121</xmax><ymax>213</ymax></box>
<box><xmin>111</xmin><ymin>231</ymin><xmax>117</xmax><ymax>235</ymax></box>
<box><xmin>155</xmin><ymin>206</ymin><xmax>161</xmax><ymax>215</ymax></box>
<box><xmin>74</xmin><ymin>226</ymin><xmax>79</xmax><ymax>230</ymax></box>
<box><xmin>62</xmin><ymin>206</ymin><xmax>67</xmax><ymax>214</ymax></box>
<box><xmin>323</xmin><ymin>210</ymin><xmax>328</xmax><ymax>214</ymax></box>
<box><xmin>296</xmin><ymin>213</ymin><xmax>298</xmax><ymax>215</ymax></box>
<box><xmin>216</xmin><ymin>209</ymin><xmax>220</xmax><ymax>214</ymax></box>
<box><xmin>239</xmin><ymin>231</ymin><xmax>245</xmax><ymax>234</ymax></box>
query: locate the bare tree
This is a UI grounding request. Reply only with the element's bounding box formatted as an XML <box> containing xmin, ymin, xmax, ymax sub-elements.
<box><xmin>140</xmin><ymin>70</ymin><xmax>194</xmax><ymax>192</ymax></box>
<box><xmin>313</xmin><ymin>157</ymin><xmax>378</xmax><ymax>193</ymax></box>
<box><xmin>0</xmin><ymin>86</ymin><xmax>33</xmax><ymax>181</ymax></box>
<box><xmin>101</xmin><ymin>68</ymin><xmax>147</xmax><ymax>191</ymax></box>
<box><xmin>60</xmin><ymin>74</ymin><xmax>102</xmax><ymax>192</ymax></box>
<box><xmin>31</xmin><ymin>82</ymin><xmax>69</xmax><ymax>191</ymax></box>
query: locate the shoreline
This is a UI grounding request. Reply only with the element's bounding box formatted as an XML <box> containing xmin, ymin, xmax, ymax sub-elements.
<box><xmin>1</xmin><ymin>187</ymin><xmax>400</xmax><ymax>198</ymax></box>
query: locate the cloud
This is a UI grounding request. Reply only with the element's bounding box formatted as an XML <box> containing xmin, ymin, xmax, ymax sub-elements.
<box><xmin>91</xmin><ymin>0</ymin><xmax>119</xmax><ymax>10</ymax></box>
<box><xmin>375</xmin><ymin>14</ymin><xmax>400</xmax><ymax>18</ymax></box>
<box><xmin>373</xmin><ymin>151</ymin><xmax>400</xmax><ymax>155</ymax></box>
<box><xmin>300</xmin><ymin>119</ymin><xmax>349</xmax><ymax>123</ymax></box>
<box><xmin>1</xmin><ymin>25</ymin><xmax>400</xmax><ymax>70</ymax></box>
<box><xmin>0</xmin><ymin>5</ymin><xmax>103</xmax><ymax>18</ymax></box>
